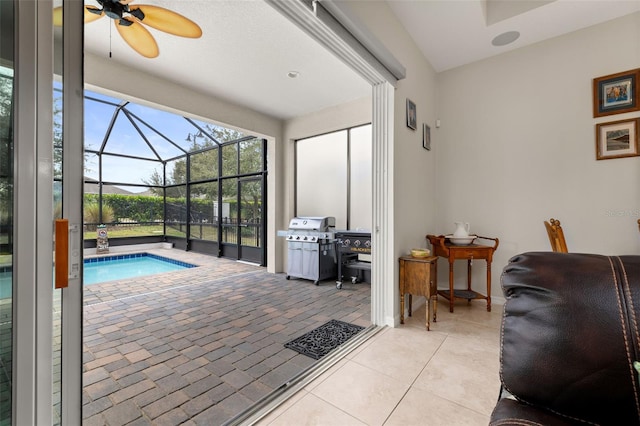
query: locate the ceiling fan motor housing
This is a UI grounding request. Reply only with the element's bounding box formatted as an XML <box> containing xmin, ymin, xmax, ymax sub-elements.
<box><xmin>97</xmin><ymin>0</ymin><xmax>145</xmax><ymax>23</ymax></box>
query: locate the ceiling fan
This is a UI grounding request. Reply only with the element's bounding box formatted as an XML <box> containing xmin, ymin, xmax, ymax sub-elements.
<box><xmin>54</xmin><ymin>0</ymin><xmax>202</xmax><ymax>58</ymax></box>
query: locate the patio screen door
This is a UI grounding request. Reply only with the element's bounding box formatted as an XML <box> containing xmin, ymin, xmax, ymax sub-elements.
<box><xmin>238</xmin><ymin>177</ymin><xmax>264</xmax><ymax>264</ymax></box>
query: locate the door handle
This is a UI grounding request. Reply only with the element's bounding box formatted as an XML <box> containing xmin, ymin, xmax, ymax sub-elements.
<box><xmin>55</xmin><ymin>219</ymin><xmax>68</xmax><ymax>289</ymax></box>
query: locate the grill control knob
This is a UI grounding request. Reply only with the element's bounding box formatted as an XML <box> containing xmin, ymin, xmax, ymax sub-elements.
<box><xmin>296</xmin><ymin>236</ymin><xmax>300</xmax><ymax>240</ymax></box>
<box><xmin>303</xmin><ymin>236</ymin><xmax>307</xmax><ymax>241</ymax></box>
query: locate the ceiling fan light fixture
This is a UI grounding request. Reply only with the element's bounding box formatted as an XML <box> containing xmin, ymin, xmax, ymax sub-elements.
<box><xmin>492</xmin><ymin>30</ymin><xmax>520</xmax><ymax>47</ymax></box>
<box><xmin>102</xmin><ymin>1</ymin><xmax>126</xmax><ymax>20</ymax></box>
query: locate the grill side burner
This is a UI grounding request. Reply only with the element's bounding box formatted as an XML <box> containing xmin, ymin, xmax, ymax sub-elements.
<box><xmin>335</xmin><ymin>230</ymin><xmax>371</xmax><ymax>290</ymax></box>
<box><xmin>277</xmin><ymin>216</ymin><xmax>337</xmax><ymax>285</ymax></box>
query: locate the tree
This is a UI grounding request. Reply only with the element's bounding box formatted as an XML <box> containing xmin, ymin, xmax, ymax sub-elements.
<box><xmin>141</xmin><ymin>123</ymin><xmax>264</xmax><ymax>226</ymax></box>
<box><xmin>143</xmin><ymin>124</ymin><xmax>262</xmax><ymax>189</ymax></box>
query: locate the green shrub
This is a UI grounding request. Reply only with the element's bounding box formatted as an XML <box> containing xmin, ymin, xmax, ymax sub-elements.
<box><xmin>84</xmin><ymin>201</ymin><xmax>114</xmax><ymax>231</ymax></box>
<box><xmin>83</xmin><ymin>193</ymin><xmax>163</xmax><ymax>222</ymax></box>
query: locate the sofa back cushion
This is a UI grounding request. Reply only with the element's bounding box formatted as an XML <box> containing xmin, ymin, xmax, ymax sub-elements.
<box><xmin>501</xmin><ymin>252</ymin><xmax>640</xmax><ymax>425</ymax></box>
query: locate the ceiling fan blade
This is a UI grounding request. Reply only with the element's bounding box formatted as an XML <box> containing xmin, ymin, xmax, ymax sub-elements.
<box><xmin>85</xmin><ymin>5</ymin><xmax>105</xmax><ymax>23</ymax></box>
<box><xmin>129</xmin><ymin>5</ymin><xmax>202</xmax><ymax>38</ymax></box>
<box><xmin>54</xmin><ymin>5</ymin><xmax>103</xmax><ymax>26</ymax></box>
<box><xmin>53</xmin><ymin>6</ymin><xmax>62</xmax><ymax>26</ymax></box>
<box><xmin>115</xmin><ymin>18</ymin><xmax>159</xmax><ymax>58</ymax></box>
<box><xmin>119</xmin><ymin>0</ymin><xmax>135</xmax><ymax>4</ymax></box>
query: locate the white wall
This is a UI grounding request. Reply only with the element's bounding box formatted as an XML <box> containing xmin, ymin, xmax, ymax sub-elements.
<box><xmin>280</xmin><ymin>96</ymin><xmax>371</xmax><ymax>272</ymax></box>
<box><xmin>343</xmin><ymin>2</ymin><xmax>439</xmax><ymax>254</ymax></box>
<box><xmin>436</xmin><ymin>12</ymin><xmax>640</xmax><ymax>297</ymax></box>
<box><xmin>339</xmin><ymin>1</ymin><xmax>439</xmax><ymax>324</ymax></box>
<box><xmin>85</xmin><ymin>54</ymin><xmax>283</xmax><ymax>138</ymax></box>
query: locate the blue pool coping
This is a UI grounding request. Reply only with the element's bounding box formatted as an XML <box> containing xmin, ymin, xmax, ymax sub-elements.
<box><xmin>0</xmin><ymin>253</ymin><xmax>198</xmax><ymax>275</ymax></box>
<box><xmin>84</xmin><ymin>252</ymin><xmax>197</xmax><ymax>269</ymax></box>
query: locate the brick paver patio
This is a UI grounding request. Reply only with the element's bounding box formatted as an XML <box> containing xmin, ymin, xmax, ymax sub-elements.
<box><xmin>81</xmin><ymin>249</ymin><xmax>371</xmax><ymax>425</ymax></box>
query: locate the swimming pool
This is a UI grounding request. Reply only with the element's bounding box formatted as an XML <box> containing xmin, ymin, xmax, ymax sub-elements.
<box><xmin>84</xmin><ymin>253</ymin><xmax>196</xmax><ymax>285</ymax></box>
<box><xmin>0</xmin><ymin>271</ymin><xmax>10</xmax><ymax>299</ymax></box>
<box><xmin>0</xmin><ymin>253</ymin><xmax>196</xmax><ymax>297</ymax></box>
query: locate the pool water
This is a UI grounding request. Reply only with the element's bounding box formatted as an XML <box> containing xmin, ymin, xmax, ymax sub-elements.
<box><xmin>0</xmin><ymin>272</ymin><xmax>10</xmax><ymax>299</ymax></box>
<box><xmin>0</xmin><ymin>253</ymin><xmax>197</xmax><ymax>297</ymax></box>
<box><xmin>84</xmin><ymin>253</ymin><xmax>196</xmax><ymax>285</ymax></box>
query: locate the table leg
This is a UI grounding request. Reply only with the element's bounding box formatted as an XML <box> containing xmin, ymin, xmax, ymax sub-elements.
<box><xmin>400</xmin><ymin>261</ymin><xmax>405</xmax><ymax>324</ymax></box>
<box><xmin>425</xmin><ymin>296</ymin><xmax>430</xmax><ymax>331</ymax></box>
<box><xmin>486</xmin><ymin>261</ymin><xmax>492</xmax><ymax>312</ymax></box>
<box><xmin>433</xmin><ymin>262</ymin><xmax>438</xmax><ymax>322</ymax></box>
<box><xmin>433</xmin><ymin>295</ymin><xmax>438</xmax><ymax>322</ymax></box>
<box><xmin>408</xmin><ymin>294</ymin><xmax>413</xmax><ymax>317</ymax></box>
<box><xmin>448</xmin><ymin>260</ymin><xmax>455</xmax><ymax>313</ymax></box>
<box><xmin>467</xmin><ymin>259</ymin><xmax>473</xmax><ymax>305</ymax></box>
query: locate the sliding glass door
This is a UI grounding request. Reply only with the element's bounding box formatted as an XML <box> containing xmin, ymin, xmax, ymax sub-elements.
<box><xmin>0</xmin><ymin>1</ymin><xmax>15</xmax><ymax>422</ymax></box>
<box><xmin>8</xmin><ymin>1</ymin><xmax>84</xmax><ymax>424</ymax></box>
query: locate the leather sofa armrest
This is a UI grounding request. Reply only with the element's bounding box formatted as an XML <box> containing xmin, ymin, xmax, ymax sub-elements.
<box><xmin>490</xmin><ymin>398</ymin><xmax>583</xmax><ymax>426</ymax></box>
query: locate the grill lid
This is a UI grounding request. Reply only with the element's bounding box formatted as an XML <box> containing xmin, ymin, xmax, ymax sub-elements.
<box><xmin>288</xmin><ymin>216</ymin><xmax>336</xmax><ymax>231</ymax></box>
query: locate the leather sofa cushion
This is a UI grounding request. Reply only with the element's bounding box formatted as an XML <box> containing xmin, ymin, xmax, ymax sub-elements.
<box><xmin>499</xmin><ymin>252</ymin><xmax>640</xmax><ymax>425</ymax></box>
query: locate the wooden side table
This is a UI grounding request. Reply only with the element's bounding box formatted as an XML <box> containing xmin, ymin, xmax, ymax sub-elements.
<box><xmin>426</xmin><ymin>234</ymin><xmax>499</xmax><ymax>313</ymax></box>
<box><xmin>399</xmin><ymin>255</ymin><xmax>438</xmax><ymax>330</ymax></box>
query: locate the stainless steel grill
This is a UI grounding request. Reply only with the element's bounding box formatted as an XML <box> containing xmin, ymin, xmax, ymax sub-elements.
<box><xmin>277</xmin><ymin>216</ymin><xmax>336</xmax><ymax>285</ymax></box>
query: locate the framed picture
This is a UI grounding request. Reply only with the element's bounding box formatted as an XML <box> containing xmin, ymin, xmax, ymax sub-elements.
<box><xmin>406</xmin><ymin>99</ymin><xmax>416</xmax><ymax>130</ymax></box>
<box><xmin>595</xmin><ymin>118</ymin><xmax>639</xmax><ymax>160</ymax></box>
<box><xmin>593</xmin><ymin>68</ymin><xmax>640</xmax><ymax>117</ymax></box>
<box><xmin>423</xmin><ymin>123</ymin><xmax>431</xmax><ymax>150</ymax></box>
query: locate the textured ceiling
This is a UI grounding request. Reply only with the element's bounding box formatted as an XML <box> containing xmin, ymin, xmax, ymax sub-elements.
<box><xmin>82</xmin><ymin>0</ymin><xmax>640</xmax><ymax>120</ymax></box>
<box><xmin>387</xmin><ymin>0</ymin><xmax>640</xmax><ymax>72</ymax></box>
<box><xmin>83</xmin><ymin>0</ymin><xmax>371</xmax><ymax>120</ymax></box>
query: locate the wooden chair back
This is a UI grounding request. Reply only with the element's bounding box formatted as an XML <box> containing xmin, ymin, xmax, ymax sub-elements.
<box><xmin>544</xmin><ymin>218</ymin><xmax>568</xmax><ymax>253</ymax></box>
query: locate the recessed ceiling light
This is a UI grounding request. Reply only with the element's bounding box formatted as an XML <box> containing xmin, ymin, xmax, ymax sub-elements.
<box><xmin>287</xmin><ymin>71</ymin><xmax>300</xmax><ymax>79</ymax></box>
<box><xmin>492</xmin><ymin>31</ymin><xmax>520</xmax><ymax>47</ymax></box>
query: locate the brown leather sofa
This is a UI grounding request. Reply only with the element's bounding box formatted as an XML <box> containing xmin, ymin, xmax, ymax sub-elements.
<box><xmin>490</xmin><ymin>252</ymin><xmax>640</xmax><ymax>425</ymax></box>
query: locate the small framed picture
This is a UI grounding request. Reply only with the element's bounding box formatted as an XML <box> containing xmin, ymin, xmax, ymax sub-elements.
<box><xmin>593</xmin><ymin>69</ymin><xmax>640</xmax><ymax>117</ymax></box>
<box><xmin>423</xmin><ymin>123</ymin><xmax>431</xmax><ymax>150</ymax></box>
<box><xmin>406</xmin><ymin>99</ymin><xmax>416</xmax><ymax>130</ymax></box>
<box><xmin>595</xmin><ymin>118</ymin><xmax>639</xmax><ymax>160</ymax></box>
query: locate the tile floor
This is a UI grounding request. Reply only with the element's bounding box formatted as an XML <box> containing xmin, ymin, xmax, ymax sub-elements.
<box><xmin>256</xmin><ymin>298</ymin><xmax>502</xmax><ymax>426</ymax></box>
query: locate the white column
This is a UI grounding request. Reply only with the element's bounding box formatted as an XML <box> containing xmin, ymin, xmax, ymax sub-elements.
<box><xmin>371</xmin><ymin>82</ymin><xmax>395</xmax><ymax>326</ymax></box>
